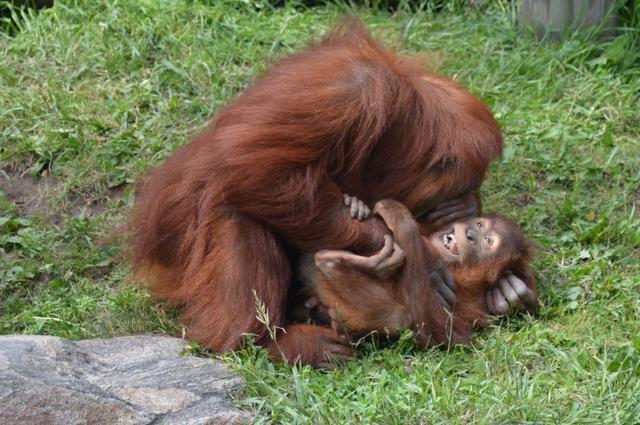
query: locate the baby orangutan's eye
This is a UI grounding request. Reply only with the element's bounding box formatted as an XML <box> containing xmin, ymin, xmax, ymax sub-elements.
<box><xmin>476</xmin><ymin>222</ymin><xmax>482</xmax><ymax>228</ymax></box>
<box><xmin>485</xmin><ymin>237</ymin><xmax>493</xmax><ymax>245</ymax></box>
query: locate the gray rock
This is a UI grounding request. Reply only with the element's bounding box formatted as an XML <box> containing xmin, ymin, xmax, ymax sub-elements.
<box><xmin>0</xmin><ymin>335</ymin><xmax>253</xmax><ymax>425</ymax></box>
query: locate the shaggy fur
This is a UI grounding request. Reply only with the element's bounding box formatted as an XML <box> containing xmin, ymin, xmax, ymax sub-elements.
<box><xmin>130</xmin><ymin>21</ymin><xmax>503</xmax><ymax>365</ymax></box>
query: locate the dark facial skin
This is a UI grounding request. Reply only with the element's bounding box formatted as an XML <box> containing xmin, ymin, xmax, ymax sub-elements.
<box><xmin>418</xmin><ymin>192</ymin><xmax>480</xmax><ymax>232</ymax></box>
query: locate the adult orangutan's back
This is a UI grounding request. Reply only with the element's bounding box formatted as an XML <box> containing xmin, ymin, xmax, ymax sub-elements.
<box><xmin>129</xmin><ymin>21</ymin><xmax>503</xmax><ymax>367</ymax></box>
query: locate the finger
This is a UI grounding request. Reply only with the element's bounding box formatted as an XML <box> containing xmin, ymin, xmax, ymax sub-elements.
<box><xmin>330</xmin><ymin>355</ymin><xmax>353</xmax><ymax>364</ymax></box>
<box><xmin>321</xmin><ymin>348</ymin><xmax>353</xmax><ymax>367</ymax></box>
<box><xmin>363</xmin><ymin>205</ymin><xmax>371</xmax><ymax>219</ymax></box>
<box><xmin>492</xmin><ymin>289</ymin><xmax>509</xmax><ymax>315</ymax></box>
<box><xmin>304</xmin><ymin>296</ymin><xmax>319</xmax><ymax>309</ymax></box>
<box><xmin>435</xmin><ymin>291</ymin><xmax>450</xmax><ymax>309</ymax></box>
<box><xmin>520</xmin><ymin>267</ymin><xmax>533</xmax><ymax>281</ymax></box>
<box><xmin>357</xmin><ymin>200</ymin><xmax>367</xmax><ymax>221</ymax></box>
<box><xmin>430</xmin><ymin>269</ymin><xmax>448</xmax><ymax>298</ymax></box>
<box><xmin>373</xmin><ymin>253</ymin><xmax>405</xmax><ymax>279</ymax></box>
<box><xmin>317</xmin><ymin>362</ymin><xmax>336</xmax><ymax>370</ymax></box>
<box><xmin>372</xmin><ymin>200</ymin><xmax>388</xmax><ymax>218</ymax></box>
<box><xmin>507</xmin><ymin>274</ymin><xmax>535</xmax><ymax>306</ymax></box>
<box><xmin>430</xmin><ymin>211</ymin><xmax>466</xmax><ymax>229</ymax></box>
<box><xmin>433</xmin><ymin>196</ymin><xmax>465</xmax><ymax>210</ymax></box>
<box><xmin>436</xmin><ymin>262</ymin><xmax>458</xmax><ymax>292</ymax></box>
<box><xmin>328</xmin><ymin>344</ymin><xmax>353</xmax><ymax>357</ymax></box>
<box><xmin>375</xmin><ymin>235</ymin><xmax>394</xmax><ymax>261</ymax></box>
<box><xmin>359</xmin><ymin>203</ymin><xmax>371</xmax><ymax>220</ymax></box>
<box><xmin>431</xmin><ymin>207</ymin><xmax>475</xmax><ymax>228</ymax></box>
<box><xmin>437</xmin><ymin>279</ymin><xmax>456</xmax><ymax>307</ymax></box>
<box><xmin>426</xmin><ymin>195</ymin><xmax>474</xmax><ymax>221</ymax></box>
<box><xmin>430</xmin><ymin>268</ymin><xmax>444</xmax><ymax>286</ymax></box>
<box><xmin>431</xmin><ymin>208</ymin><xmax>475</xmax><ymax>229</ymax></box>
<box><xmin>350</xmin><ymin>198</ymin><xmax>359</xmax><ymax>218</ymax></box>
<box><xmin>486</xmin><ymin>289</ymin><xmax>496</xmax><ymax>314</ymax></box>
<box><xmin>323</xmin><ymin>330</ymin><xmax>346</xmax><ymax>343</ymax></box>
<box><xmin>343</xmin><ymin>194</ymin><xmax>351</xmax><ymax>206</ymax></box>
<box><xmin>323</xmin><ymin>354</ymin><xmax>351</xmax><ymax>366</ymax></box>
<box><xmin>425</xmin><ymin>202</ymin><xmax>466</xmax><ymax>222</ymax></box>
<box><xmin>323</xmin><ymin>250</ymin><xmax>376</xmax><ymax>268</ymax></box>
<box><xmin>376</xmin><ymin>242</ymin><xmax>405</xmax><ymax>270</ymax></box>
<box><xmin>498</xmin><ymin>278</ymin><xmax>520</xmax><ymax>305</ymax></box>
<box><xmin>389</xmin><ymin>242</ymin><xmax>405</xmax><ymax>266</ymax></box>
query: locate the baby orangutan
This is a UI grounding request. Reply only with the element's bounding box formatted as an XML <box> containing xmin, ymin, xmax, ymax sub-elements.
<box><xmin>293</xmin><ymin>198</ymin><xmax>537</xmax><ymax>344</ymax></box>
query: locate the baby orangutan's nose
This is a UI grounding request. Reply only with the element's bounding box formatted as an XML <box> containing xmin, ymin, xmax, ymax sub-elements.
<box><xmin>465</xmin><ymin>228</ymin><xmax>477</xmax><ymax>244</ymax></box>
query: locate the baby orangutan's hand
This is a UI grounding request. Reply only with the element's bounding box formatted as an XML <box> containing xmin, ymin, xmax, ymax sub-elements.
<box><xmin>486</xmin><ymin>273</ymin><xmax>537</xmax><ymax>315</ymax></box>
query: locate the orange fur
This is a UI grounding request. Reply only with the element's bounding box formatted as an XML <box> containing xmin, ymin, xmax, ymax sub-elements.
<box><xmin>130</xmin><ymin>21</ymin><xmax>503</xmax><ymax>366</ymax></box>
<box><xmin>298</xmin><ymin>203</ymin><xmax>536</xmax><ymax>344</ymax></box>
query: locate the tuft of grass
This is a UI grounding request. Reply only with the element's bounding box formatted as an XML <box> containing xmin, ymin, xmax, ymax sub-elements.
<box><xmin>1</xmin><ymin>1</ymin><xmax>639</xmax><ymax>423</ymax></box>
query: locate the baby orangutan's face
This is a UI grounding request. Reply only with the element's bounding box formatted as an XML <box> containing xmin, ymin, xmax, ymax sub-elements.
<box><xmin>429</xmin><ymin>217</ymin><xmax>506</xmax><ymax>266</ymax></box>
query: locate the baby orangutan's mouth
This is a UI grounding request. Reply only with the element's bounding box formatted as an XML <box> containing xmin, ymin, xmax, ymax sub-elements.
<box><xmin>442</xmin><ymin>231</ymin><xmax>459</xmax><ymax>256</ymax></box>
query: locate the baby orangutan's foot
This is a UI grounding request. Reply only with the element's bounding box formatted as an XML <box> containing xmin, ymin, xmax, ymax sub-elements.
<box><xmin>315</xmin><ymin>234</ymin><xmax>405</xmax><ymax>279</ymax></box>
<box><xmin>267</xmin><ymin>324</ymin><xmax>353</xmax><ymax>370</ymax></box>
<box><xmin>373</xmin><ymin>199</ymin><xmax>419</xmax><ymax>238</ymax></box>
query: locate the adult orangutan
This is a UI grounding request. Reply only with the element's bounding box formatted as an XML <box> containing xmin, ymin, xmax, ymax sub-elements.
<box><xmin>293</xmin><ymin>198</ymin><xmax>537</xmax><ymax>361</ymax></box>
<box><xmin>131</xmin><ymin>21</ymin><xmax>515</xmax><ymax>365</ymax></box>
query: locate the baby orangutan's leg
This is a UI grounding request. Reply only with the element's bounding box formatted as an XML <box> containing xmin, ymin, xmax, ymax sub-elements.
<box><xmin>312</xmin><ymin>238</ymin><xmax>411</xmax><ymax>338</ymax></box>
<box><xmin>267</xmin><ymin>324</ymin><xmax>353</xmax><ymax>370</ymax></box>
<box><xmin>373</xmin><ymin>199</ymin><xmax>458</xmax><ymax>310</ymax></box>
<box><xmin>315</xmin><ymin>234</ymin><xmax>405</xmax><ymax>280</ymax></box>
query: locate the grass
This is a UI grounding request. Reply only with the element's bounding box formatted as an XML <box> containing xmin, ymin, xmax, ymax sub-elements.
<box><xmin>1</xmin><ymin>0</ymin><xmax>639</xmax><ymax>423</ymax></box>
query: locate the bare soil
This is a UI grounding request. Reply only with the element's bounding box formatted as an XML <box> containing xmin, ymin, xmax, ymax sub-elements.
<box><xmin>0</xmin><ymin>167</ymin><xmax>127</xmax><ymax>223</ymax></box>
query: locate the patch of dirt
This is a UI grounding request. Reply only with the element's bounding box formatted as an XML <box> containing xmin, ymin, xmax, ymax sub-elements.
<box><xmin>0</xmin><ymin>169</ymin><xmax>58</xmax><ymax>217</ymax></box>
<box><xmin>2</xmin><ymin>251</ymin><xmax>18</xmax><ymax>262</ymax></box>
<box><xmin>64</xmin><ymin>184</ymin><xmax>128</xmax><ymax>223</ymax></box>
<box><xmin>0</xmin><ymin>167</ymin><xmax>127</xmax><ymax>223</ymax></box>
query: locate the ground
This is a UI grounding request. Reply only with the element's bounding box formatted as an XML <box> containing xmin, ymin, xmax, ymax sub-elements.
<box><xmin>1</xmin><ymin>1</ymin><xmax>639</xmax><ymax>424</ymax></box>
